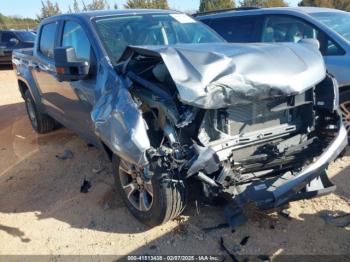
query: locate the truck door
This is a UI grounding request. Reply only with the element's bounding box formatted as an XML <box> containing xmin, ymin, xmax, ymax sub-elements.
<box><xmin>34</xmin><ymin>20</ymin><xmax>99</xmax><ymax>145</ymax></box>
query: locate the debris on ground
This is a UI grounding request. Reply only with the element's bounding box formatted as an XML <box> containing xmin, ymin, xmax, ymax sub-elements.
<box><xmin>55</xmin><ymin>149</ymin><xmax>74</xmax><ymax>160</ymax></box>
<box><xmin>232</xmin><ymin>244</ymin><xmax>241</xmax><ymax>252</ymax></box>
<box><xmin>219</xmin><ymin>237</ymin><xmax>239</xmax><ymax>262</ymax></box>
<box><xmin>103</xmin><ymin>202</ymin><xmax>111</xmax><ymax>210</ymax></box>
<box><xmin>240</xmin><ymin>236</ymin><xmax>250</xmax><ymax>246</ymax></box>
<box><xmin>280</xmin><ymin>209</ymin><xmax>292</xmax><ymax>220</ymax></box>
<box><xmin>88</xmin><ymin>220</ymin><xmax>96</xmax><ymax>229</ymax></box>
<box><xmin>195</xmin><ymin>200</ymin><xmax>200</xmax><ymax>215</ymax></box>
<box><xmin>202</xmin><ymin>223</ymin><xmax>230</xmax><ymax>232</ymax></box>
<box><xmin>80</xmin><ymin>179</ymin><xmax>91</xmax><ymax>193</ymax></box>
<box><xmin>224</xmin><ymin>205</ymin><xmax>247</xmax><ymax>227</ymax></box>
<box><xmin>92</xmin><ymin>166</ymin><xmax>105</xmax><ymax>174</ymax></box>
<box><xmin>257</xmin><ymin>255</ymin><xmax>271</xmax><ymax>261</ymax></box>
<box><xmin>173</xmin><ymin>216</ymin><xmax>188</xmax><ymax>235</ymax></box>
<box><xmin>319</xmin><ymin>211</ymin><xmax>350</xmax><ymax>228</ymax></box>
<box><xmin>5</xmin><ymin>176</ymin><xmax>14</xmax><ymax>182</ymax></box>
<box><xmin>149</xmin><ymin>245</ymin><xmax>157</xmax><ymax>250</ymax></box>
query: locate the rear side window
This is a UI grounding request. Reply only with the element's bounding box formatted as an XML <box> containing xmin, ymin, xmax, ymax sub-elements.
<box><xmin>39</xmin><ymin>23</ymin><xmax>57</xmax><ymax>59</ymax></box>
<box><xmin>209</xmin><ymin>16</ymin><xmax>257</xmax><ymax>42</ymax></box>
<box><xmin>62</xmin><ymin>21</ymin><xmax>91</xmax><ymax>61</ymax></box>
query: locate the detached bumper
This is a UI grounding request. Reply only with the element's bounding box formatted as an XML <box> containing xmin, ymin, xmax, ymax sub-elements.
<box><xmin>233</xmin><ymin>123</ymin><xmax>348</xmax><ymax>210</ymax></box>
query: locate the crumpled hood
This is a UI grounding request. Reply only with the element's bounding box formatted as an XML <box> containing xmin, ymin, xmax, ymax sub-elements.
<box><xmin>121</xmin><ymin>42</ymin><xmax>326</xmax><ymax>109</ymax></box>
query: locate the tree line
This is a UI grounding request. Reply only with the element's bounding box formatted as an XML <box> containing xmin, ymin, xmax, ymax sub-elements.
<box><xmin>33</xmin><ymin>0</ymin><xmax>350</xmax><ymax>19</ymax></box>
<box><xmin>1</xmin><ymin>0</ymin><xmax>349</xmax><ymax>30</ymax></box>
<box><xmin>0</xmin><ymin>13</ymin><xmax>37</xmax><ymax>29</ymax></box>
<box><xmin>298</xmin><ymin>0</ymin><xmax>350</xmax><ymax>11</ymax></box>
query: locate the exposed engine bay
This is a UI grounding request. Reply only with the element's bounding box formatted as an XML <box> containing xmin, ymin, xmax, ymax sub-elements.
<box><xmin>92</xmin><ymin>43</ymin><xmax>347</xmax><ymax>210</ymax></box>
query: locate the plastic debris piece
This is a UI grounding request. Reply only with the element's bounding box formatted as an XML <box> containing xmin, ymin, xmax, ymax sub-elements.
<box><xmin>202</xmin><ymin>223</ymin><xmax>229</xmax><ymax>232</ymax></box>
<box><xmin>240</xmin><ymin>236</ymin><xmax>250</xmax><ymax>246</ymax></box>
<box><xmin>319</xmin><ymin>211</ymin><xmax>350</xmax><ymax>228</ymax></box>
<box><xmin>149</xmin><ymin>245</ymin><xmax>157</xmax><ymax>250</ymax></box>
<box><xmin>280</xmin><ymin>209</ymin><xmax>292</xmax><ymax>220</ymax></box>
<box><xmin>92</xmin><ymin>166</ymin><xmax>105</xmax><ymax>174</ymax></box>
<box><xmin>80</xmin><ymin>179</ymin><xmax>91</xmax><ymax>193</ymax></box>
<box><xmin>224</xmin><ymin>205</ymin><xmax>247</xmax><ymax>228</ymax></box>
<box><xmin>219</xmin><ymin>237</ymin><xmax>239</xmax><ymax>262</ymax></box>
<box><xmin>55</xmin><ymin>149</ymin><xmax>74</xmax><ymax>160</ymax></box>
<box><xmin>257</xmin><ymin>255</ymin><xmax>271</xmax><ymax>261</ymax></box>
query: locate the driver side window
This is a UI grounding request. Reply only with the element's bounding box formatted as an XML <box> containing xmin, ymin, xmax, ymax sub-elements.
<box><xmin>61</xmin><ymin>21</ymin><xmax>91</xmax><ymax>61</ymax></box>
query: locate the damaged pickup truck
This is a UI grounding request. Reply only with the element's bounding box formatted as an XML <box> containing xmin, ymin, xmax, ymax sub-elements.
<box><xmin>13</xmin><ymin>10</ymin><xmax>347</xmax><ymax>226</ymax></box>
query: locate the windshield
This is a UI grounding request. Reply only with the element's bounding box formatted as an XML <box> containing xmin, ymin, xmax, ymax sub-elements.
<box><xmin>94</xmin><ymin>13</ymin><xmax>224</xmax><ymax>62</ymax></box>
<box><xmin>15</xmin><ymin>31</ymin><xmax>36</xmax><ymax>42</ymax></box>
<box><xmin>311</xmin><ymin>12</ymin><xmax>350</xmax><ymax>42</ymax></box>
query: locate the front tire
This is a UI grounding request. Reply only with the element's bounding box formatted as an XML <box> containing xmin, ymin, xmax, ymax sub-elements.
<box><xmin>24</xmin><ymin>89</ymin><xmax>56</xmax><ymax>134</ymax></box>
<box><xmin>113</xmin><ymin>155</ymin><xmax>187</xmax><ymax>227</ymax></box>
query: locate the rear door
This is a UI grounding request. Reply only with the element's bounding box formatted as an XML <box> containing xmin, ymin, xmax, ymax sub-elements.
<box><xmin>32</xmin><ymin>21</ymin><xmax>63</xmax><ymax>121</ymax></box>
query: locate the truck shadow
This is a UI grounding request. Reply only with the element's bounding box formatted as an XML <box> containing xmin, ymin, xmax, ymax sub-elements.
<box><xmin>0</xmin><ymin>65</ymin><xmax>13</xmax><ymax>70</ymax></box>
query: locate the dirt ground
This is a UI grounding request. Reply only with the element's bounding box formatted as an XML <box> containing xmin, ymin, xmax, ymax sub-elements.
<box><xmin>0</xmin><ymin>66</ymin><xmax>349</xmax><ymax>258</ymax></box>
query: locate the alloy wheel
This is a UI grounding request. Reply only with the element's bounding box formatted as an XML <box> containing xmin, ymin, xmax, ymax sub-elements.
<box><xmin>340</xmin><ymin>101</ymin><xmax>350</xmax><ymax>133</ymax></box>
<box><xmin>119</xmin><ymin>160</ymin><xmax>154</xmax><ymax>212</ymax></box>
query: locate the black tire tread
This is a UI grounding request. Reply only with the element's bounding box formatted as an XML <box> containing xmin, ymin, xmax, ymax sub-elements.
<box><xmin>24</xmin><ymin>89</ymin><xmax>56</xmax><ymax>134</ymax></box>
<box><xmin>113</xmin><ymin>155</ymin><xmax>187</xmax><ymax>227</ymax></box>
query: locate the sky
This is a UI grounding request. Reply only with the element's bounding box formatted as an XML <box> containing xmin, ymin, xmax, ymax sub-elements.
<box><xmin>0</xmin><ymin>0</ymin><xmax>301</xmax><ymax>18</ymax></box>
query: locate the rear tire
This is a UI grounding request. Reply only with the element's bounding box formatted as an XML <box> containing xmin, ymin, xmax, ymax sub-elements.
<box><xmin>113</xmin><ymin>155</ymin><xmax>187</xmax><ymax>227</ymax></box>
<box><xmin>24</xmin><ymin>89</ymin><xmax>56</xmax><ymax>134</ymax></box>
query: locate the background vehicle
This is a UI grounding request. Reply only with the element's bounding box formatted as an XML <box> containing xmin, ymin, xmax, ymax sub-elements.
<box><xmin>197</xmin><ymin>7</ymin><xmax>350</xmax><ymax>134</ymax></box>
<box><xmin>12</xmin><ymin>10</ymin><xmax>347</xmax><ymax>227</ymax></box>
<box><xmin>0</xmin><ymin>30</ymin><xmax>35</xmax><ymax>65</ymax></box>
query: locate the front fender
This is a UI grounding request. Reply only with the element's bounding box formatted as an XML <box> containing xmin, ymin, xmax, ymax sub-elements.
<box><xmin>91</xmin><ymin>74</ymin><xmax>150</xmax><ymax>166</ymax></box>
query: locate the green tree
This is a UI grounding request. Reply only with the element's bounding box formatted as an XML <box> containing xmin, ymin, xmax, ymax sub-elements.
<box><xmin>298</xmin><ymin>0</ymin><xmax>350</xmax><ymax>10</ymax></box>
<box><xmin>0</xmin><ymin>13</ymin><xmax>38</xmax><ymax>29</ymax></box>
<box><xmin>152</xmin><ymin>0</ymin><xmax>169</xmax><ymax>9</ymax></box>
<box><xmin>37</xmin><ymin>0</ymin><xmax>61</xmax><ymax>20</ymax></box>
<box><xmin>124</xmin><ymin>0</ymin><xmax>169</xmax><ymax>9</ymax></box>
<box><xmin>82</xmin><ymin>0</ymin><xmax>110</xmax><ymax>10</ymax></box>
<box><xmin>73</xmin><ymin>0</ymin><xmax>81</xmax><ymax>12</ymax></box>
<box><xmin>199</xmin><ymin>0</ymin><xmax>235</xmax><ymax>12</ymax></box>
<box><xmin>240</xmin><ymin>0</ymin><xmax>288</xmax><ymax>7</ymax></box>
<box><xmin>298</xmin><ymin>0</ymin><xmax>333</xmax><ymax>8</ymax></box>
<box><xmin>332</xmin><ymin>0</ymin><xmax>350</xmax><ymax>10</ymax></box>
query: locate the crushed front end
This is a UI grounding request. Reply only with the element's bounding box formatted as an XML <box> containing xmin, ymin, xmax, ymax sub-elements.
<box><xmin>100</xmin><ymin>42</ymin><xmax>347</xmax><ymax>212</ymax></box>
<box><xmin>194</xmin><ymin>75</ymin><xmax>347</xmax><ymax>209</ymax></box>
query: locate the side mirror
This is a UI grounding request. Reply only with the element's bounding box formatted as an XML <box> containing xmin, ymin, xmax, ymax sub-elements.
<box><xmin>54</xmin><ymin>47</ymin><xmax>90</xmax><ymax>82</ymax></box>
<box><xmin>9</xmin><ymin>38</ymin><xmax>19</xmax><ymax>46</ymax></box>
